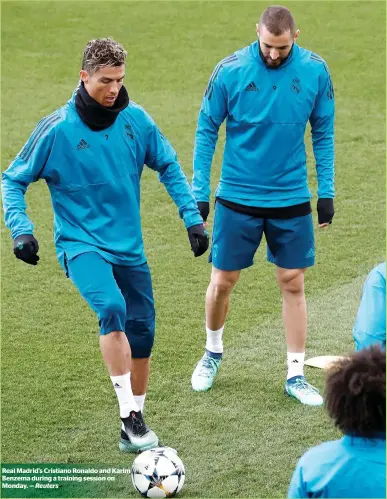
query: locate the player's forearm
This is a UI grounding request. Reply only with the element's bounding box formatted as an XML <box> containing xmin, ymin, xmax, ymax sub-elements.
<box><xmin>312</xmin><ymin>120</ymin><xmax>335</xmax><ymax>198</ymax></box>
<box><xmin>192</xmin><ymin>110</ymin><xmax>220</xmax><ymax>202</ymax></box>
<box><xmin>1</xmin><ymin>175</ymin><xmax>34</xmax><ymax>238</ymax></box>
<box><xmin>315</xmin><ymin>159</ymin><xmax>335</xmax><ymax>198</ymax></box>
<box><xmin>158</xmin><ymin>161</ymin><xmax>203</xmax><ymax>229</ymax></box>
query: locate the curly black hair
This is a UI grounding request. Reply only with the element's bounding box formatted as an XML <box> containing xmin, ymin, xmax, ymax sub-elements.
<box><xmin>325</xmin><ymin>345</ymin><xmax>386</xmax><ymax>437</ymax></box>
<box><xmin>82</xmin><ymin>38</ymin><xmax>127</xmax><ymax>75</ymax></box>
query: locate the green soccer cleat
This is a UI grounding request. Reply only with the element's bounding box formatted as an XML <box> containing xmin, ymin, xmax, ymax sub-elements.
<box><xmin>191</xmin><ymin>352</ymin><xmax>222</xmax><ymax>392</ymax></box>
<box><xmin>119</xmin><ymin>411</ymin><xmax>159</xmax><ymax>453</ymax></box>
<box><xmin>284</xmin><ymin>376</ymin><xmax>323</xmax><ymax>406</ymax></box>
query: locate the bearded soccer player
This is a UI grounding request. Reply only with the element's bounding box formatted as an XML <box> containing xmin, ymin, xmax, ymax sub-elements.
<box><xmin>2</xmin><ymin>38</ymin><xmax>208</xmax><ymax>452</ymax></box>
<box><xmin>191</xmin><ymin>5</ymin><xmax>335</xmax><ymax>405</ymax></box>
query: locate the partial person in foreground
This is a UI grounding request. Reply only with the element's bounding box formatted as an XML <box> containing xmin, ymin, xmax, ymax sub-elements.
<box><xmin>353</xmin><ymin>261</ymin><xmax>386</xmax><ymax>351</ymax></box>
<box><xmin>288</xmin><ymin>345</ymin><xmax>386</xmax><ymax>498</ymax></box>
<box><xmin>191</xmin><ymin>5</ymin><xmax>335</xmax><ymax>405</ymax></box>
<box><xmin>2</xmin><ymin>38</ymin><xmax>208</xmax><ymax>453</ymax></box>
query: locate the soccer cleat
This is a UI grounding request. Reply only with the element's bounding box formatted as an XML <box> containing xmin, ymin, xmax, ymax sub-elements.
<box><xmin>191</xmin><ymin>352</ymin><xmax>221</xmax><ymax>392</ymax></box>
<box><xmin>284</xmin><ymin>375</ymin><xmax>323</xmax><ymax>406</ymax></box>
<box><xmin>119</xmin><ymin>411</ymin><xmax>159</xmax><ymax>453</ymax></box>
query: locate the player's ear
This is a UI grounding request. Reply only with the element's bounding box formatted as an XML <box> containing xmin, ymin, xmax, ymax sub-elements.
<box><xmin>256</xmin><ymin>23</ymin><xmax>260</xmax><ymax>37</ymax></box>
<box><xmin>294</xmin><ymin>29</ymin><xmax>300</xmax><ymax>41</ymax></box>
<box><xmin>80</xmin><ymin>70</ymin><xmax>88</xmax><ymax>83</ymax></box>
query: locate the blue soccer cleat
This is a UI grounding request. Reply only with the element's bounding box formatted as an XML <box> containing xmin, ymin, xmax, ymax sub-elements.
<box><xmin>284</xmin><ymin>375</ymin><xmax>323</xmax><ymax>406</ymax></box>
<box><xmin>191</xmin><ymin>352</ymin><xmax>222</xmax><ymax>392</ymax></box>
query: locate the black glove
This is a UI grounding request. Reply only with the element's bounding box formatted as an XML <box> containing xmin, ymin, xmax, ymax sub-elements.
<box><xmin>187</xmin><ymin>224</ymin><xmax>209</xmax><ymax>257</ymax></box>
<box><xmin>13</xmin><ymin>234</ymin><xmax>40</xmax><ymax>265</ymax></box>
<box><xmin>317</xmin><ymin>198</ymin><xmax>334</xmax><ymax>225</ymax></box>
<box><xmin>197</xmin><ymin>202</ymin><xmax>210</xmax><ymax>222</ymax></box>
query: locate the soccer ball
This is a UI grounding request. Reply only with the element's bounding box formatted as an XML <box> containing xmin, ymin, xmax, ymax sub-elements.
<box><xmin>131</xmin><ymin>447</ymin><xmax>185</xmax><ymax>497</ymax></box>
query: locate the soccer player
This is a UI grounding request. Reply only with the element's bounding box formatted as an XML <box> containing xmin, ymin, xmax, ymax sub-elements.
<box><xmin>288</xmin><ymin>346</ymin><xmax>386</xmax><ymax>498</ymax></box>
<box><xmin>353</xmin><ymin>261</ymin><xmax>386</xmax><ymax>350</ymax></box>
<box><xmin>191</xmin><ymin>5</ymin><xmax>335</xmax><ymax>405</ymax></box>
<box><xmin>2</xmin><ymin>38</ymin><xmax>209</xmax><ymax>453</ymax></box>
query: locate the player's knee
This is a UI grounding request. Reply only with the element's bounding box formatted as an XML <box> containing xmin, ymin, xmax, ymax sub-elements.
<box><xmin>125</xmin><ymin>315</ymin><xmax>155</xmax><ymax>358</ymax></box>
<box><xmin>98</xmin><ymin>297</ymin><xmax>126</xmax><ymax>335</ymax></box>
<box><xmin>209</xmin><ymin>282</ymin><xmax>232</xmax><ymax>301</ymax></box>
<box><xmin>209</xmin><ymin>279</ymin><xmax>234</xmax><ymax>299</ymax></box>
<box><xmin>210</xmin><ymin>270</ymin><xmax>239</xmax><ymax>298</ymax></box>
<box><xmin>277</xmin><ymin>269</ymin><xmax>305</xmax><ymax>294</ymax></box>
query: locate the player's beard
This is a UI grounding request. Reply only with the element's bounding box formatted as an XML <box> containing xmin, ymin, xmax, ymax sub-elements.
<box><xmin>258</xmin><ymin>42</ymin><xmax>294</xmax><ymax>69</ymax></box>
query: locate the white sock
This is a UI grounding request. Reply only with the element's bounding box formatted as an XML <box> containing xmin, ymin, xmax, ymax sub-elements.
<box><xmin>134</xmin><ymin>394</ymin><xmax>146</xmax><ymax>413</ymax></box>
<box><xmin>205</xmin><ymin>325</ymin><xmax>224</xmax><ymax>354</ymax></box>
<box><xmin>111</xmin><ymin>372</ymin><xmax>139</xmax><ymax>418</ymax></box>
<box><xmin>287</xmin><ymin>352</ymin><xmax>305</xmax><ymax>380</ymax></box>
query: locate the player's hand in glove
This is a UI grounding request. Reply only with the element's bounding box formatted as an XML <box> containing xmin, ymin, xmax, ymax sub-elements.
<box><xmin>187</xmin><ymin>224</ymin><xmax>209</xmax><ymax>257</ymax></box>
<box><xmin>197</xmin><ymin>202</ymin><xmax>210</xmax><ymax>226</ymax></box>
<box><xmin>317</xmin><ymin>198</ymin><xmax>334</xmax><ymax>228</ymax></box>
<box><xmin>13</xmin><ymin>234</ymin><xmax>40</xmax><ymax>265</ymax></box>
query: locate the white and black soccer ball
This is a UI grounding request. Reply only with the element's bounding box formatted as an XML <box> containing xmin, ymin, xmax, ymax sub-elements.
<box><xmin>131</xmin><ymin>447</ymin><xmax>185</xmax><ymax>498</ymax></box>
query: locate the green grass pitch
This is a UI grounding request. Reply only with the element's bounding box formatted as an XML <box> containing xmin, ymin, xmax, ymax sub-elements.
<box><xmin>1</xmin><ymin>1</ymin><xmax>385</xmax><ymax>497</ymax></box>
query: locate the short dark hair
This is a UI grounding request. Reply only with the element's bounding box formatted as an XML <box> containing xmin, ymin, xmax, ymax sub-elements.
<box><xmin>82</xmin><ymin>37</ymin><xmax>127</xmax><ymax>75</ymax></box>
<box><xmin>259</xmin><ymin>5</ymin><xmax>296</xmax><ymax>36</ymax></box>
<box><xmin>325</xmin><ymin>346</ymin><xmax>386</xmax><ymax>438</ymax></box>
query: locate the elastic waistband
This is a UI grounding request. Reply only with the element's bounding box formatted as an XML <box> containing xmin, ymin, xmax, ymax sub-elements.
<box><xmin>216</xmin><ymin>198</ymin><xmax>312</xmax><ymax>219</ymax></box>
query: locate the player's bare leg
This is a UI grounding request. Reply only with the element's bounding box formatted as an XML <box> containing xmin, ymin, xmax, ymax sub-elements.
<box><xmin>100</xmin><ymin>332</ymin><xmax>158</xmax><ymax>452</ymax></box>
<box><xmin>276</xmin><ymin>268</ymin><xmax>307</xmax><ymax>354</ymax></box>
<box><xmin>191</xmin><ymin>267</ymin><xmax>240</xmax><ymax>392</ymax></box>
<box><xmin>276</xmin><ymin>267</ymin><xmax>323</xmax><ymax>406</ymax></box>
<box><xmin>131</xmin><ymin>357</ymin><xmax>150</xmax><ymax>411</ymax></box>
<box><xmin>131</xmin><ymin>358</ymin><xmax>150</xmax><ymax>394</ymax></box>
<box><xmin>206</xmin><ymin>267</ymin><xmax>241</xmax><ymax>330</ymax></box>
<box><xmin>100</xmin><ymin>330</ymin><xmax>131</xmax><ymax>376</ymax></box>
